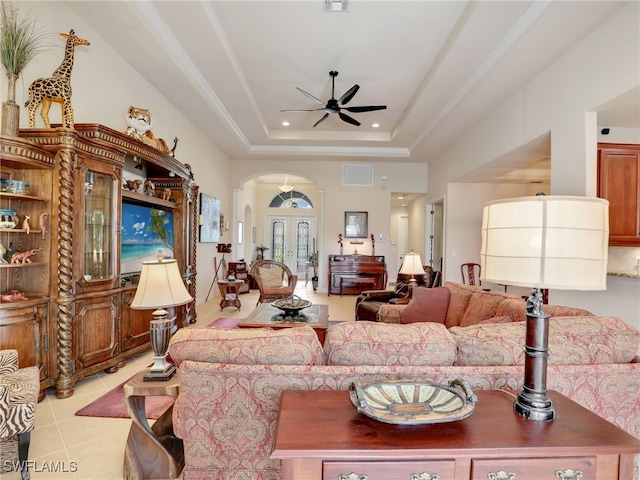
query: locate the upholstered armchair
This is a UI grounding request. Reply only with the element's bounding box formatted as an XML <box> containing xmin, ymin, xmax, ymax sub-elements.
<box><xmin>0</xmin><ymin>350</ymin><xmax>39</xmax><ymax>480</ymax></box>
<box><xmin>250</xmin><ymin>260</ymin><xmax>298</xmax><ymax>305</ymax></box>
<box><xmin>355</xmin><ymin>266</ymin><xmax>440</xmax><ymax>321</ymax></box>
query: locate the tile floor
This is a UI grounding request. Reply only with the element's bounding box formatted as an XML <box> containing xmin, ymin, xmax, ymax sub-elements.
<box><xmin>2</xmin><ymin>283</ymin><xmax>357</xmax><ymax>480</ymax></box>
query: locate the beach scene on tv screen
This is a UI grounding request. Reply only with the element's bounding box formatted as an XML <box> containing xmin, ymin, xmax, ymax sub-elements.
<box><xmin>121</xmin><ymin>203</ymin><xmax>174</xmax><ymax>273</ymax></box>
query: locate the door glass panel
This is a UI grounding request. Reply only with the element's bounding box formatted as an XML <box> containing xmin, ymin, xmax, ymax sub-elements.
<box><xmin>271</xmin><ymin>219</ymin><xmax>286</xmax><ymax>263</ymax></box>
<box><xmin>84</xmin><ymin>171</ymin><xmax>113</xmax><ymax>279</ymax></box>
<box><xmin>295</xmin><ymin>220</ymin><xmax>310</xmax><ymax>274</ymax></box>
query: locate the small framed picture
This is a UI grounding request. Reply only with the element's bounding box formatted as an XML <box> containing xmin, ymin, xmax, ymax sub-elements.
<box><xmin>344</xmin><ymin>211</ymin><xmax>368</xmax><ymax>238</ymax></box>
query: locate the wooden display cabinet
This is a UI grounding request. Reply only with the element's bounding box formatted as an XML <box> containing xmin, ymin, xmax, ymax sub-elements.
<box><xmin>7</xmin><ymin>124</ymin><xmax>199</xmax><ymax>398</ymax></box>
<box><xmin>1</xmin><ymin>136</ymin><xmax>54</xmax><ymax>397</ymax></box>
<box><xmin>598</xmin><ymin>143</ymin><xmax>640</xmax><ymax>246</ymax></box>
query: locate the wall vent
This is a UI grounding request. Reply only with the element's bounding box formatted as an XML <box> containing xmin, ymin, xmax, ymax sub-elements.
<box><xmin>342</xmin><ymin>164</ymin><xmax>373</xmax><ymax>186</ymax></box>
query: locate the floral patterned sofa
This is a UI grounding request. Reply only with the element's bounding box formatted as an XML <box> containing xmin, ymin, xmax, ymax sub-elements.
<box><xmin>168</xmin><ymin>312</ymin><xmax>640</xmax><ymax>480</ymax></box>
<box><xmin>376</xmin><ymin>281</ymin><xmax>595</xmax><ymax>326</ymax></box>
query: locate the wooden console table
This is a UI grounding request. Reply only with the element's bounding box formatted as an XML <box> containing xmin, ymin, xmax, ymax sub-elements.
<box><xmin>271</xmin><ymin>389</ymin><xmax>640</xmax><ymax>480</ymax></box>
<box><xmin>123</xmin><ymin>371</ymin><xmax>184</xmax><ymax>480</ymax></box>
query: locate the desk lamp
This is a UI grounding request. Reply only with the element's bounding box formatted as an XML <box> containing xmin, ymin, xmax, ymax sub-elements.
<box><xmin>480</xmin><ymin>194</ymin><xmax>608</xmax><ymax>421</ymax></box>
<box><xmin>131</xmin><ymin>251</ymin><xmax>193</xmax><ymax>382</ymax></box>
<box><xmin>399</xmin><ymin>251</ymin><xmax>426</xmax><ymax>295</ymax></box>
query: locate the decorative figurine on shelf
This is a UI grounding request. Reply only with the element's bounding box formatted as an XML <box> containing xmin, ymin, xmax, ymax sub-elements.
<box><xmin>124</xmin><ymin>106</ymin><xmax>172</xmax><ymax>154</ymax></box>
<box><xmin>11</xmin><ymin>246</ymin><xmax>42</xmax><ymax>264</ymax></box>
<box><xmin>0</xmin><ymin>241</ymin><xmax>6</xmax><ymax>264</ymax></box>
<box><xmin>39</xmin><ymin>212</ymin><xmax>49</xmax><ymax>239</ymax></box>
<box><xmin>161</xmin><ymin>188</ymin><xmax>171</xmax><ymax>201</ymax></box>
<box><xmin>22</xmin><ymin>215</ymin><xmax>30</xmax><ymax>234</ymax></box>
<box><xmin>171</xmin><ymin>137</ymin><xmax>179</xmax><ymax>157</ymax></box>
<box><xmin>143</xmin><ymin>179</ymin><xmax>155</xmax><ymax>196</ymax></box>
<box><xmin>123</xmin><ymin>179</ymin><xmax>142</xmax><ymax>192</ymax></box>
<box><xmin>371</xmin><ymin>233</ymin><xmax>375</xmax><ymax>255</ymax></box>
<box><xmin>338</xmin><ymin>233</ymin><xmax>343</xmax><ymax>255</ymax></box>
<box><xmin>25</xmin><ymin>30</ymin><xmax>90</xmax><ymax>128</ymax></box>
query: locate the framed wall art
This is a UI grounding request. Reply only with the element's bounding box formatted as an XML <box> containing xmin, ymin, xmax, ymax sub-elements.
<box><xmin>199</xmin><ymin>193</ymin><xmax>221</xmax><ymax>243</ymax></box>
<box><xmin>344</xmin><ymin>211</ymin><xmax>368</xmax><ymax>238</ymax></box>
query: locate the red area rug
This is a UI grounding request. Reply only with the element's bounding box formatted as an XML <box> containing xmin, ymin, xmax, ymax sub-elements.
<box><xmin>74</xmin><ymin>375</ymin><xmax>173</xmax><ymax>420</ymax></box>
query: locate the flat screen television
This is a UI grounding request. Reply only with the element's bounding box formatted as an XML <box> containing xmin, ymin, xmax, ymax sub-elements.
<box><xmin>121</xmin><ymin>202</ymin><xmax>175</xmax><ymax>275</ymax></box>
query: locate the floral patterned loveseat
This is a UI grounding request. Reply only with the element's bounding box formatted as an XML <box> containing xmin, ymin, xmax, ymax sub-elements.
<box><xmin>168</xmin><ymin>316</ymin><xmax>640</xmax><ymax>480</ymax></box>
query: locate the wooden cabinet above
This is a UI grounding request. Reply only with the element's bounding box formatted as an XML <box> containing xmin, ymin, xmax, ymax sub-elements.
<box><xmin>598</xmin><ymin>143</ymin><xmax>640</xmax><ymax>246</ymax></box>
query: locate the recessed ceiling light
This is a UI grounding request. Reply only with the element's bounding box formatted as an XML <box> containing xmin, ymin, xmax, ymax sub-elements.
<box><xmin>323</xmin><ymin>0</ymin><xmax>348</xmax><ymax>12</ymax></box>
<box><xmin>372</xmin><ymin>123</ymin><xmax>380</xmax><ymax>128</ymax></box>
<box><xmin>282</xmin><ymin>121</ymin><xmax>290</xmax><ymax>126</ymax></box>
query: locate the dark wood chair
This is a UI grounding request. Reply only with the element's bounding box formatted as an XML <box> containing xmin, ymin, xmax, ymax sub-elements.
<box><xmin>249</xmin><ymin>260</ymin><xmax>298</xmax><ymax>305</ymax></box>
<box><xmin>461</xmin><ymin>262</ymin><xmax>482</xmax><ymax>286</ymax></box>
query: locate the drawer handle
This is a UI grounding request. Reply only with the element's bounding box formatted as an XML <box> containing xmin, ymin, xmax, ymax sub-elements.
<box><xmin>411</xmin><ymin>474</ymin><xmax>440</xmax><ymax>480</ymax></box>
<box><xmin>338</xmin><ymin>474</ymin><xmax>367</xmax><ymax>480</ymax></box>
<box><xmin>488</xmin><ymin>472</ymin><xmax>516</xmax><ymax>480</ymax></box>
<box><xmin>555</xmin><ymin>469</ymin><xmax>583</xmax><ymax>480</ymax></box>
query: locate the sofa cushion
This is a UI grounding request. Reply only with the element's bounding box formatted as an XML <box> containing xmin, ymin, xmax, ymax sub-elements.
<box><xmin>324</xmin><ymin>321</ymin><xmax>457</xmax><ymax>366</ymax></box>
<box><xmin>400</xmin><ymin>287</ymin><xmax>450</xmax><ymax>324</ymax></box>
<box><xmin>495</xmin><ymin>298</ymin><xmax>593</xmax><ymax>323</ymax></box>
<box><xmin>169</xmin><ymin>325</ymin><xmax>326</xmax><ymax>366</ymax></box>
<box><xmin>459</xmin><ymin>290</ymin><xmax>514</xmax><ymax>328</ymax></box>
<box><xmin>479</xmin><ymin>315</ymin><xmax>513</xmax><ymax>325</ymax></box>
<box><xmin>450</xmin><ymin>316</ymin><xmax>640</xmax><ymax>366</ymax></box>
<box><xmin>443</xmin><ymin>282</ymin><xmax>480</xmax><ymax>328</ymax></box>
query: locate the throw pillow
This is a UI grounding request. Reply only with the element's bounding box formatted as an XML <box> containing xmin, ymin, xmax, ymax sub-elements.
<box><xmin>259</xmin><ymin>266</ymin><xmax>283</xmax><ymax>287</ymax></box>
<box><xmin>400</xmin><ymin>287</ymin><xmax>450</xmax><ymax>324</ymax></box>
<box><xmin>324</xmin><ymin>321</ymin><xmax>457</xmax><ymax>366</ymax></box>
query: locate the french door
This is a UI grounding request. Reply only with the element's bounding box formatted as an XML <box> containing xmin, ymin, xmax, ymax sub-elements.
<box><xmin>266</xmin><ymin>215</ymin><xmax>316</xmax><ymax>279</ymax></box>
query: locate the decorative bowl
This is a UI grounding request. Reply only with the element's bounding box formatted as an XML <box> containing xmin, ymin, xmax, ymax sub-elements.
<box><xmin>272</xmin><ymin>296</ymin><xmax>312</xmax><ymax>317</ymax></box>
<box><xmin>349</xmin><ymin>379</ymin><xmax>477</xmax><ymax>425</ymax></box>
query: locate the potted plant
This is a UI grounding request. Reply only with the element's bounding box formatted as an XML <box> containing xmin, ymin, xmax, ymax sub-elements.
<box><xmin>256</xmin><ymin>244</ymin><xmax>269</xmax><ymax>260</ymax></box>
<box><xmin>0</xmin><ymin>1</ymin><xmax>49</xmax><ymax>136</ymax></box>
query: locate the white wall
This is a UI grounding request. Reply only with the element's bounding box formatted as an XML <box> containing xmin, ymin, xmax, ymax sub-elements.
<box><xmin>430</xmin><ymin>3</ymin><xmax>640</xmax><ymax>328</ymax></box>
<box><xmin>11</xmin><ymin>2</ymin><xmax>233</xmax><ymax>305</ymax></box>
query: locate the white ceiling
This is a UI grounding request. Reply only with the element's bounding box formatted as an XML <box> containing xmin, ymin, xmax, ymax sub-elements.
<box><xmin>68</xmin><ymin>1</ymin><xmax>638</xmax><ymax>182</ymax></box>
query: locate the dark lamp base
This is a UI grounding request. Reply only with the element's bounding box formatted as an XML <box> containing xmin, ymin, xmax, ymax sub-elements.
<box><xmin>514</xmin><ymin>386</ymin><xmax>556</xmax><ymax>421</ymax></box>
<box><xmin>143</xmin><ymin>365</ymin><xmax>176</xmax><ymax>382</ymax></box>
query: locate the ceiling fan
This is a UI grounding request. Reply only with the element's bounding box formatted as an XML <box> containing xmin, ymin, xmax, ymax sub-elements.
<box><xmin>281</xmin><ymin>71</ymin><xmax>387</xmax><ymax>128</ymax></box>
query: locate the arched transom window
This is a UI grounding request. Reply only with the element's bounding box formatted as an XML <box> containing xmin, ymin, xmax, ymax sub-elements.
<box><xmin>269</xmin><ymin>190</ymin><xmax>313</xmax><ymax>208</ymax></box>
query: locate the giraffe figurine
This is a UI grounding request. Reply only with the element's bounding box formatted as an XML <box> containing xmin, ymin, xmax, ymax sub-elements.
<box><xmin>25</xmin><ymin>30</ymin><xmax>90</xmax><ymax>129</ymax></box>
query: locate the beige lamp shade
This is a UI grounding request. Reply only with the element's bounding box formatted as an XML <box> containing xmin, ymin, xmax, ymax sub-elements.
<box><xmin>480</xmin><ymin>195</ymin><xmax>609</xmax><ymax>291</ymax></box>
<box><xmin>399</xmin><ymin>252</ymin><xmax>426</xmax><ymax>276</ymax></box>
<box><xmin>131</xmin><ymin>257</ymin><xmax>193</xmax><ymax>310</ymax></box>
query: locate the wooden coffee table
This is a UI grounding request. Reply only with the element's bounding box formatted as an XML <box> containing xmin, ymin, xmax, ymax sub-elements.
<box><xmin>238</xmin><ymin>303</ymin><xmax>329</xmax><ymax>343</ymax></box>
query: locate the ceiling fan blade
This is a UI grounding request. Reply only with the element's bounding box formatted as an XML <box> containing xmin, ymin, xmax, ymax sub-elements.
<box><xmin>338</xmin><ymin>84</ymin><xmax>359</xmax><ymax>106</ymax></box>
<box><xmin>339</xmin><ymin>112</ymin><xmax>361</xmax><ymax>127</ymax></box>
<box><xmin>296</xmin><ymin>87</ymin><xmax>325</xmax><ymax>105</ymax></box>
<box><xmin>344</xmin><ymin>105</ymin><xmax>387</xmax><ymax>113</ymax></box>
<box><xmin>313</xmin><ymin>113</ymin><xmax>330</xmax><ymax>128</ymax></box>
<box><xmin>281</xmin><ymin>108</ymin><xmax>325</xmax><ymax>112</ymax></box>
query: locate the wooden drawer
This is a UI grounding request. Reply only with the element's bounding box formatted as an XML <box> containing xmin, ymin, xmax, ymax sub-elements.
<box><xmin>323</xmin><ymin>460</ymin><xmax>455</xmax><ymax>480</ymax></box>
<box><xmin>471</xmin><ymin>456</ymin><xmax>596</xmax><ymax>479</ymax></box>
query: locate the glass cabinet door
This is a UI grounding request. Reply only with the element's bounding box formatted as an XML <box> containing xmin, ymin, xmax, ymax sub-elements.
<box><xmin>83</xmin><ymin>171</ymin><xmax>113</xmax><ymax>279</ymax></box>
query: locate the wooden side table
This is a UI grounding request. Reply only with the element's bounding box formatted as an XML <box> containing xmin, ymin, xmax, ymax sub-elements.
<box><xmin>218</xmin><ymin>279</ymin><xmax>244</xmax><ymax>311</ymax></box>
<box><xmin>272</xmin><ymin>389</ymin><xmax>640</xmax><ymax>480</ymax></box>
<box><xmin>123</xmin><ymin>371</ymin><xmax>184</xmax><ymax>480</ymax></box>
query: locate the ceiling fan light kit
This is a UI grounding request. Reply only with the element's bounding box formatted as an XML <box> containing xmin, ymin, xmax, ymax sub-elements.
<box><xmin>281</xmin><ymin>71</ymin><xmax>386</xmax><ymax>128</ymax></box>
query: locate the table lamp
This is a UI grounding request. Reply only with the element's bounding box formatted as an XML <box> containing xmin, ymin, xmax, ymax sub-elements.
<box><xmin>399</xmin><ymin>251</ymin><xmax>426</xmax><ymax>294</ymax></box>
<box><xmin>131</xmin><ymin>251</ymin><xmax>193</xmax><ymax>382</ymax></box>
<box><xmin>480</xmin><ymin>194</ymin><xmax>609</xmax><ymax>421</ymax></box>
